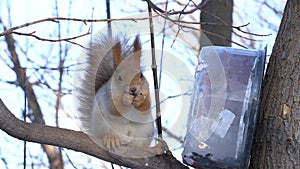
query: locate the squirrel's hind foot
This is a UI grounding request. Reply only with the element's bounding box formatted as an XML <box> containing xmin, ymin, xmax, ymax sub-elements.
<box><xmin>103</xmin><ymin>135</ymin><xmax>121</xmax><ymax>150</ymax></box>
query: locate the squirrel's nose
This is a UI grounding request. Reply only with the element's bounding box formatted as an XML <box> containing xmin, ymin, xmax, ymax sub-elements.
<box><xmin>130</xmin><ymin>87</ymin><xmax>137</xmax><ymax>93</ymax></box>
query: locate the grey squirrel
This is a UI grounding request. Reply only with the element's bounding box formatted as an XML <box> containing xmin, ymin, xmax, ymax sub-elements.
<box><xmin>76</xmin><ymin>33</ymin><xmax>155</xmax><ymax>151</ymax></box>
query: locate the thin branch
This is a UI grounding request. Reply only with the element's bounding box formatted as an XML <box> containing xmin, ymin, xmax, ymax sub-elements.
<box><xmin>0</xmin><ymin>157</ymin><xmax>8</xmax><ymax>169</ymax></box>
<box><xmin>163</xmin><ymin>13</ymin><xmax>271</xmax><ymax>38</ymax></box>
<box><xmin>160</xmin><ymin>91</ymin><xmax>191</xmax><ymax>105</ymax></box>
<box><xmin>144</xmin><ymin>0</ymin><xmax>208</xmax><ymax>15</ymax></box>
<box><xmin>235</xmin><ymin>25</ymin><xmax>272</xmax><ymax>37</ymax></box>
<box><xmin>262</xmin><ymin>0</ymin><xmax>283</xmax><ymax>15</ymax></box>
<box><xmin>145</xmin><ymin>0</ymin><xmax>271</xmax><ymax>43</ymax></box>
<box><xmin>162</xmin><ymin>127</ymin><xmax>184</xmax><ymax>144</ymax></box>
<box><xmin>10</xmin><ymin>31</ymin><xmax>89</xmax><ymax>47</ymax></box>
<box><xmin>20</xmin><ymin>63</ymin><xmax>81</xmax><ymax>71</ymax></box>
<box><xmin>158</xmin><ymin>0</ymin><xmax>169</xmax><ymax>90</ymax></box>
<box><xmin>171</xmin><ymin>21</ymin><xmax>248</xmax><ymax>48</ymax></box>
<box><xmin>0</xmin><ymin>15</ymin><xmax>161</xmax><ymax>37</ymax></box>
<box><xmin>146</xmin><ymin>0</ymin><xmax>163</xmax><ymax>141</ymax></box>
<box><xmin>55</xmin><ymin>0</ymin><xmax>63</xmax><ymax>129</ymax></box>
<box><xmin>62</xmin><ymin>149</ymin><xmax>78</xmax><ymax>169</ymax></box>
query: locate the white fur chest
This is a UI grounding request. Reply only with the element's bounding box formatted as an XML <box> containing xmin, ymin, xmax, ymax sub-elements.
<box><xmin>91</xmin><ymin>85</ymin><xmax>154</xmax><ymax>146</ymax></box>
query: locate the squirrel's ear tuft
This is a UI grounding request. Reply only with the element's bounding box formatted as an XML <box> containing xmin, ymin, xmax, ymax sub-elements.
<box><xmin>133</xmin><ymin>35</ymin><xmax>142</xmax><ymax>63</ymax></box>
<box><xmin>112</xmin><ymin>41</ymin><xmax>122</xmax><ymax>66</ymax></box>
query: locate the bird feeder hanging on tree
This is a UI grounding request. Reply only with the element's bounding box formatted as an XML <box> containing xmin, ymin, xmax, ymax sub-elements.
<box><xmin>182</xmin><ymin>46</ymin><xmax>266</xmax><ymax>169</ymax></box>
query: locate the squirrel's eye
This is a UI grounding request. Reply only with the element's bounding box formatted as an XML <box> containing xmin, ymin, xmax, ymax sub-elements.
<box><xmin>140</xmin><ymin>73</ymin><xmax>144</xmax><ymax>78</ymax></box>
<box><xmin>118</xmin><ymin>74</ymin><xmax>123</xmax><ymax>81</ymax></box>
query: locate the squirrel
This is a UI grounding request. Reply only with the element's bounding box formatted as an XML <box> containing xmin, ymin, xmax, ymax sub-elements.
<box><xmin>76</xmin><ymin>33</ymin><xmax>155</xmax><ymax>152</ymax></box>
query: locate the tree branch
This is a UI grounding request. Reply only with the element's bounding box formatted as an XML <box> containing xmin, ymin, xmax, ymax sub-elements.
<box><xmin>0</xmin><ymin>16</ymin><xmax>160</xmax><ymax>37</ymax></box>
<box><xmin>11</xmin><ymin>31</ymin><xmax>89</xmax><ymax>48</ymax></box>
<box><xmin>144</xmin><ymin>0</ymin><xmax>208</xmax><ymax>15</ymax></box>
<box><xmin>0</xmin><ymin>99</ymin><xmax>188</xmax><ymax>169</ymax></box>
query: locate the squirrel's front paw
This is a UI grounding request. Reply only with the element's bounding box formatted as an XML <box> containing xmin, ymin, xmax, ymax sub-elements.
<box><xmin>103</xmin><ymin>135</ymin><xmax>121</xmax><ymax>150</ymax></box>
<box><xmin>132</xmin><ymin>94</ymin><xmax>146</xmax><ymax>107</ymax></box>
<box><xmin>122</xmin><ymin>93</ymin><xmax>134</xmax><ymax>106</ymax></box>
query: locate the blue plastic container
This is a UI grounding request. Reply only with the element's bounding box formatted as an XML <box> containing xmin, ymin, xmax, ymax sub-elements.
<box><xmin>182</xmin><ymin>46</ymin><xmax>266</xmax><ymax>169</ymax></box>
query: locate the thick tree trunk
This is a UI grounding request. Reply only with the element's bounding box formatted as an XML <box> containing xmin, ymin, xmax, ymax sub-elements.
<box><xmin>250</xmin><ymin>0</ymin><xmax>300</xmax><ymax>168</ymax></box>
<box><xmin>200</xmin><ymin>0</ymin><xmax>233</xmax><ymax>47</ymax></box>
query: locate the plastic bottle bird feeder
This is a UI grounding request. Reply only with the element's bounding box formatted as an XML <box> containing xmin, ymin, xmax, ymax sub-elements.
<box><xmin>182</xmin><ymin>46</ymin><xmax>266</xmax><ymax>169</ymax></box>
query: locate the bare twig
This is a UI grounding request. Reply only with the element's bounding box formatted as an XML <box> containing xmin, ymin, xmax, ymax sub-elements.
<box><xmin>10</xmin><ymin>31</ymin><xmax>89</xmax><ymax>48</ymax></box>
<box><xmin>171</xmin><ymin>21</ymin><xmax>248</xmax><ymax>48</ymax></box>
<box><xmin>61</xmin><ymin>149</ymin><xmax>78</xmax><ymax>169</ymax></box>
<box><xmin>145</xmin><ymin>0</ymin><xmax>208</xmax><ymax>15</ymax></box>
<box><xmin>146</xmin><ymin>0</ymin><xmax>163</xmax><ymax>140</ymax></box>
<box><xmin>162</xmin><ymin>127</ymin><xmax>184</xmax><ymax>144</ymax></box>
<box><xmin>0</xmin><ymin>15</ymin><xmax>161</xmax><ymax>37</ymax></box>
<box><xmin>145</xmin><ymin>0</ymin><xmax>271</xmax><ymax>45</ymax></box>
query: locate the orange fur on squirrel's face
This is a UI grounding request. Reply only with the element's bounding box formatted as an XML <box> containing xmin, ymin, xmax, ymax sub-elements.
<box><xmin>110</xmin><ymin>36</ymin><xmax>151</xmax><ymax>116</ymax></box>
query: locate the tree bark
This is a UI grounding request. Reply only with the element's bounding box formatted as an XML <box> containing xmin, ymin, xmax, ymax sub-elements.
<box><xmin>0</xmin><ymin>99</ymin><xmax>188</xmax><ymax>169</ymax></box>
<box><xmin>250</xmin><ymin>0</ymin><xmax>300</xmax><ymax>168</ymax></box>
<box><xmin>200</xmin><ymin>0</ymin><xmax>233</xmax><ymax>47</ymax></box>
